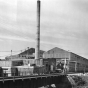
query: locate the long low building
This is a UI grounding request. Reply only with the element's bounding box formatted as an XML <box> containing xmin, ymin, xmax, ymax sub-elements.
<box><xmin>43</xmin><ymin>47</ymin><xmax>88</xmax><ymax>72</ymax></box>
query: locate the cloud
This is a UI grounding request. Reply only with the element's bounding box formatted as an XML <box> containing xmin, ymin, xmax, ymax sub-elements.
<box><xmin>0</xmin><ymin>0</ymin><xmax>88</xmax><ymax>59</ymax></box>
<box><xmin>0</xmin><ymin>34</ymin><xmax>35</xmax><ymax>42</ymax></box>
<box><xmin>0</xmin><ymin>34</ymin><xmax>65</xmax><ymax>47</ymax></box>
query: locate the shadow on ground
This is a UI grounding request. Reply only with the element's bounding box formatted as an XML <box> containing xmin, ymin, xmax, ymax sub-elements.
<box><xmin>55</xmin><ymin>76</ymin><xmax>72</xmax><ymax>88</ymax></box>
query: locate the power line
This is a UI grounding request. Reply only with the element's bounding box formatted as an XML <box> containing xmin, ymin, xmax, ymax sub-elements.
<box><xmin>0</xmin><ymin>47</ymin><xmax>31</xmax><ymax>58</ymax></box>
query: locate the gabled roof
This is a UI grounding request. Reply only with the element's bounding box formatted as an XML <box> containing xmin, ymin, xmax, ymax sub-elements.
<box><xmin>19</xmin><ymin>48</ymin><xmax>45</xmax><ymax>55</ymax></box>
<box><xmin>47</xmin><ymin>47</ymin><xmax>68</xmax><ymax>52</ymax></box>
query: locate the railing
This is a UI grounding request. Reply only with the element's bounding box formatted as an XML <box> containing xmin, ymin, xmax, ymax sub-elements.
<box><xmin>0</xmin><ymin>68</ymin><xmax>63</xmax><ymax>78</ymax></box>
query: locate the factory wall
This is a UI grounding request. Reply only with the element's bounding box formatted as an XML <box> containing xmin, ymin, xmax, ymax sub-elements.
<box><xmin>43</xmin><ymin>47</ymin><xmax>70</xmax><ymax>59</ymax></box>
<box><xmin>0</xmin><ymin>60</ymin><xmax>23</xmax><ymax>67</ymax></box>
<box><xmin>69</xmin><ymin>52</ymin><xmax>88</xmax><ymax>72</ymax></box>
<box><xmin>43</xmin><ymin>47</ymin><xmax>88</xmax><ymax>72</ymax></box>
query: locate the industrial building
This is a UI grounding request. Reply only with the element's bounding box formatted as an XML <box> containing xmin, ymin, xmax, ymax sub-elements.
<box><xmin>3</xmin><ymin>48</ymin><xmax>44</xmax><ymax>67</ymax></box>
<box><xmin>43</xmin><ymin>47</ymin><xmax>88</xmax><ymax>72</ymax></box>
<box><xmin>3</xmin><ymin>47</ymin><xmax>88</xmax><ymax>73</ymax></box>
<box><xmin>5</xmin><ymin>48</ymin><xmax>45</xmax><ymax>60</ymax></box>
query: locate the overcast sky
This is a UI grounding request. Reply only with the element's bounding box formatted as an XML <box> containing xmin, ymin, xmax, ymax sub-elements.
<box><xmin>0</xmin><ymin>0</ymin><xmax>88</xmax><ymax>59</ymax></box>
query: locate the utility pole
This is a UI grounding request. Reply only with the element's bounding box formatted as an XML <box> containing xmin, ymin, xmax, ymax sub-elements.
<box><xmin>35</xmin><ymin>0</ymin><xmax>41</xmax><ymax>60</ymax></box>
<box><xmin>27</xmin><ymin>47</ymin><xmax>29</xmax><ymax>59</ymax></box>
<box><xmin>11</xmin><ymin>50</ymin><xmax>12</xmax><ymax>59</ymax></box>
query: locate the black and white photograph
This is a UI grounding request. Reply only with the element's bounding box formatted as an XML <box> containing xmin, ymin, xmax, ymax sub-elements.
<box><xmin>0</xmin><ymin>0</ymin><xmax>88</xmax><ymax>88</ymax></box>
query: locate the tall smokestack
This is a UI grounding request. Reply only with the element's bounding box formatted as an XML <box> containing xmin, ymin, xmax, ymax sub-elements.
<box><xmin>35</xmin><ymin>0</ymin><xmax>41</xmax><ymax>59</ymax></box>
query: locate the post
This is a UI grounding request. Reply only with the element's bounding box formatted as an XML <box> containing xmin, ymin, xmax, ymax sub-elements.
<box><xmin>68</xmin><ymin>51</ymin><xmax>70</xmax><ymax>72</ymax></box>
<box><xmin>64</xmin><ymin>51</ymin><xmax>67</xmax><ymax>73</ymax></box>
<box><xmin>35</xmin><ymin>0</ymin><xmax>41</xmax><ymax>61</ymax></box>
<box><xmin>75</xmin><ymin>61</ymin><xmax>77</xmax><ymax>72</ymax></box>
<box><xmin>27</xmin><ymin>47</ymin><xmax>29</xmax><ymax>59</ymax></box>
<box><xmin>11</xmin><ymin>50</ymin><xmax>12</xmax><ymax>59</ymax></box>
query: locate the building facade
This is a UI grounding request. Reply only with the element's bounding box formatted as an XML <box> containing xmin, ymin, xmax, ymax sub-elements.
<box><xmin>43</xmin><ymin>47</ymin><xmax>88</xmax><ymax>72</ymax></box>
